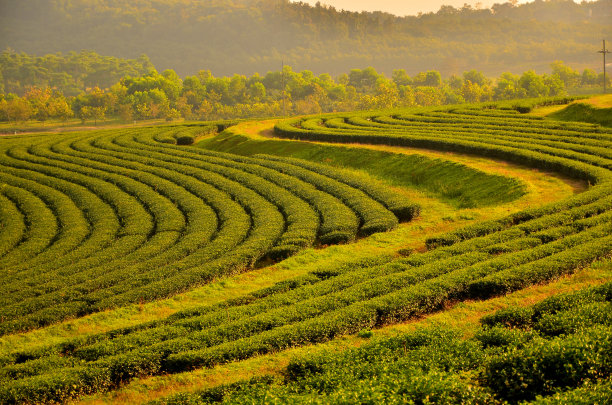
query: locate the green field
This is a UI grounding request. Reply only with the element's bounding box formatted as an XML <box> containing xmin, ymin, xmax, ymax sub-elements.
<box><xmin>1</xmin><ymin>97</ymin><xmax>611</xmax><ymax>404</ymax></box>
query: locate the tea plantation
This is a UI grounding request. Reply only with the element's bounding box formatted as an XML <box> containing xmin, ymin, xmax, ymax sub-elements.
<box><xmin>1</xmin><ymin>97</ymin><xmax>611</xmax><ymax>403</ymax></box>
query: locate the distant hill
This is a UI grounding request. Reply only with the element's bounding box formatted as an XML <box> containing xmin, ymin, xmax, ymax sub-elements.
<box><xmin>0</xmin><ymin>50</ymin><xmax>154</xmax><ymax>96</ymax></box>
<box><xmin>0</xmin><ymin>0</ymin><xmax>610</xmax><ymax>77</ymax></box>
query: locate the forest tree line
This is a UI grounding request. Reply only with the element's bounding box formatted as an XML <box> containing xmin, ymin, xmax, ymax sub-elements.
<box><xmin>0</xmin><ymin>50</ymin><xmax>154</xmax><ymax>97</ymax></box>
<box><xmin>1</xmin><ymin>56</ymin><xmax>609</xmax><ymax>123</ymax></box>
<box><xmin>1</xmin><ymin>0</ymin><xmax>610</xmax><ymax>77</ymax></box>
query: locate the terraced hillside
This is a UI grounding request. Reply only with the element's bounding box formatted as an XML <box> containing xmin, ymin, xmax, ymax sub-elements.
<box><xmin>151</xmin><ymin>281</ymin><xmax>612</xmax><ymax>404</ymax></box>
<box><xmin>0</xmin><ymin>127</ymin><xmax>418</xmax><ymax>337</ymax></box>
<box><xmin>1</xmin><ymin>98</ymin><xmax>611</xmax><ymax>404</ymax></box>
<box><xmin>269</xmin><ymin>101</ymin><xmax>612</xmax><ymax>302</ymax></box>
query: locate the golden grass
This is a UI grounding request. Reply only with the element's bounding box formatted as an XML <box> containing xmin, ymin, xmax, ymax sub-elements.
<box><xmin>528</xmin><ymin>94</ymin><xmax>612</xmax><ymax>118</ymax></box>
<box><xmin>231</xmin><ymin>119</ymin><xmax>278</xmax><ymax>139</ymax></box>
<box><xmin>577</xmin><ymin>94</ymin><xmax>612</xmax><ymax>108</ymax></box>
<box><xmin>527</xmin><ymin>104</ymin><xmax>568</xmax><ymax>117</ymax></box>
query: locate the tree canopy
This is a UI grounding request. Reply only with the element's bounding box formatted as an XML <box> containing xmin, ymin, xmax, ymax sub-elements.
<box><xmin>2</xmin><ymin>56</ymin><xmax>609</xmax><ymax>124</ymax></box>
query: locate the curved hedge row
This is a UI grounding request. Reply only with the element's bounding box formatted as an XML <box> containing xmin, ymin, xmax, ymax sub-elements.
<box><xmin>1</xmin><ymin>98</ymin><xmax>611</xmax><ymax>403</ymax></box>
<box><xmin>146</xmin><ymin>282</ymin><xmax>612</xmax><ymax>404</ymax></box>
<box><xmin>0</xmin><ymin>126</ymin><xmax>412</xmax><ymax>335</ymax></box>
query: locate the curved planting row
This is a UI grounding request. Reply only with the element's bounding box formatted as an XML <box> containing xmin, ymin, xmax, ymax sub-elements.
<box><xmin>1</xmin><ymin>99</ymin><xmax>611</xmax><ymax>403</ymax></box>
<box><xmin>150</xmin><ymin>282</ymin><xmax>612</xmax><ymax>404</ymax></box>
<box><xmin>0</xmin><ymin>127</ymin><xmax>416</xmax><ymax>336</ymax></box>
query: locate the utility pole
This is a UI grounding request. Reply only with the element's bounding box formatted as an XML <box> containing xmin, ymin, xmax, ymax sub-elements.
<box><xmin>598</xmin><ymin>40</ymin><xmax>610</xmax><ymax>94</ymax></box>
<box><xmin>281</xmin><ymin>59</ymin><xmax>286</xmax><ymax>116</ymax></box>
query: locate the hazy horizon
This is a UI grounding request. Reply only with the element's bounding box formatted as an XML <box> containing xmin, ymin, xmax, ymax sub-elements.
<box><xmin>294</xmin><ymin>0</ymin><xmax>589</xmax><ymax>16</ymax></box>
<box><xmin>1</xmin><ymin>0</ymin><xmax>607</xmax><ymax>77</ymax></box>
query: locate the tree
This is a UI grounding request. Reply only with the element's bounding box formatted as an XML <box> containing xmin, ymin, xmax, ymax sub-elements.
<box><xmin>543</xmin><ymin>74</ymin><xmax>566</xmax><ymax>97</ymax></box>
<box><xmin>414</xmin><ymin>86</ymin><xmax>444</xmax><ymax>106</ymax></box>
<box><xmin>597</xmin><ymin>72</ymin><xmax>612</xmax><ymax>88</ymax></box>
<box><xmin>3</xmin><ymin>97</ymin><xmax>32</xmax><ymax>122</ymax></box>
<box><xmin>494</xmin><ymin>72</ymin><xmax>519</xmax><ymax>100</ymax></box>
<box><xmin>392</xmin><ymin>69</ymin><xmax>412</xmax><ymax>86</ymax></box>
<box><xmin>374</xmin><ymin>82</ymin><xmax>399</xmax><ymax>109</ymax></box>
<box><xmin>318</xmin><ymin>73</ymin><xmax>334</xmax><ymax>88</ymax></box>
<box><xmin>349</xmin><ymin>67</ymin><xmax>380</xmax><ymax>93</ymax></box>
<box><xmin>294</xmin><ymin>96</ymin><xmax>322</xmax><ymax>115</ymax></box>
<box><xmin>164</xmin><ymin>108</ymin><xmax>181</xmax><ymax>121</ymax></box>
<box><xmin>518</xmin><ymin>70</ymin><xmax>548</xmax><ymax>98</ymax></box>
<box><xmin>117</xmin><ymin>104</ymin><xmax>133</xmax><ymax>122</ymax></box>
<box><xmin>47</xmin><ymin>92</ymin><xmax>73</xmax><ymax>121</ymax></box>
<box><xmin>79</xmin><ymin>106</ymin><xmax>106</xmax><ymax>125</ymax></box>
<box><xmin>72</xmin><ymin>86</ymin><xmax>114</xmax><ymax>122</ymax></box>
<box><xmin>90</xmin><ymin>106</ymin><xmax>106</xmax><ymax>125</ymax></box>
<box><xmin>0</xmin><ymin>49</ymin><xmax>153</xmax><ymax>97</ymax></box>
<box><xmin>443</xmin><ymin>88</ymin><xmax>465</xmax><ymax>105</ymax></box>
<box><xmin>263</xmin><ymin>70</ymin><xmax>283</xmax><ymax>90</ymax></box>
<box><xmin>413</xmin><ymin>71</ymin><xmax>442</xmax><ymax>87</ymax></box>
<box><xmin>24</xmin><ymin>87</ymin><xmax>52</xmax><ymax>120</ymax></box>
<box><xmin>182</xmin><ymin>76</ymin><xmax>207</xmax><ymax>103</ymax></box>
<box><xmin>195</xmin><ymin>99</ymin><xmax>214</xmax><ymax>120</ymax></box>
<box><xmin>229</xmin><ymin>74</ymin><xmax>248</xmax><ymax>103</ymax></box>
<box><xmin>175</xmin><ymin>96</ymin><xmax>193</xmax><ymax>119</ymax></box>
<box><xmin>581</xmin><ymin>69</ymin><xmax>598</xmax><ymax>86</ymax></box>
<box><xmin>398</xmin><ymin>85</ymin><xmax>416</xmax><ymax>107</ymax></box>
<box><xmin>425</xmin><ymin>71</ymin><xmax>442</xmax><ymax>87</ymax></box>
<box><xmin>463</xmin><ymin>70</ymin><xmax>489</xmax><ymax>87</ymax></box>
<box><xmin>336</xmin><ymin>73</ymin><xmax>349</xmax><ymax>86</ymax></box>
<box><xmin>447</xmin><ymin>75</ymin><xmax>463</xmax><ymax>90</ymax></box>
<box><xmin>78</xmin><ymin>106</ymin><xmax>93</xmax><ymax>124</ymax></box>
<box><xmin>327</xmin><ymin>85</ymin><xmax>347</xmax><ymax>102</ymax></box>
<box><xmin>461</xmin><ymin>80</ymin><xmax>483</xmax><ymax>103</ymax></box>
<box><xmin>248</xmin><ymin>82</ymin><xmax>266</xmax><ymax>102</ymax></box>
<box><xmin>357</xmin><ymin>94</ymin><xmax>377</xmax><ymax>111</ymax></box>
<box><xmin>550</xmin><ymin>61</ymin><xmax>580</xmax><ymax>88</ymax></box>
<box><xmin>161</xmin><ymin>69</ymin><xmax>183</xmax><ymax>101</ymax></box>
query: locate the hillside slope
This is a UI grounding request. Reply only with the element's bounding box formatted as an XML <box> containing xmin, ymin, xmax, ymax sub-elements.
<box><xmin>548</xmin><ymin>95</ymin><xmax>612</xmax><ymax>127</ymax></box>
<box><xmin>2</xmin><ymin>98</ymin><xmax>612</xmax><ymax>404</ymax></box>
<box><xmin>1</xmin><ymin>0</ymin><xmax>610</xmax><ymax>77</ymax></box>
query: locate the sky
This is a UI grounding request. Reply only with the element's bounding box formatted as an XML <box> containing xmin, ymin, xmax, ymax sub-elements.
<box><xmin>295</xmin><ymin>1</ymin><xmax>546</xmax><ymax>16</ymax></box>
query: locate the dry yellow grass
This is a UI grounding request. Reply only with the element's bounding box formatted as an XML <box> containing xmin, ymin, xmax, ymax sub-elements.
<box><xmin>577</xmin><ymin>94</ymin><xmax>612</xmax><ymax>108</ymax></box>
<box><xmin>528</xmin><ymin>94</ymin><xmax>612</xmax><ymax>118</ymax></box>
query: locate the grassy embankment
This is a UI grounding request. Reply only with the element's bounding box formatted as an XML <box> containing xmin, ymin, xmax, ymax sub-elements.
<box><xmin>548</xmin><ymin>97</ymin><xmax>612</xmax><ymax>127</ymax></box>
<box><xmin>529</xmin><ymin>94</ymin><xmax>612</xmax><ymax>127</ymax></box>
